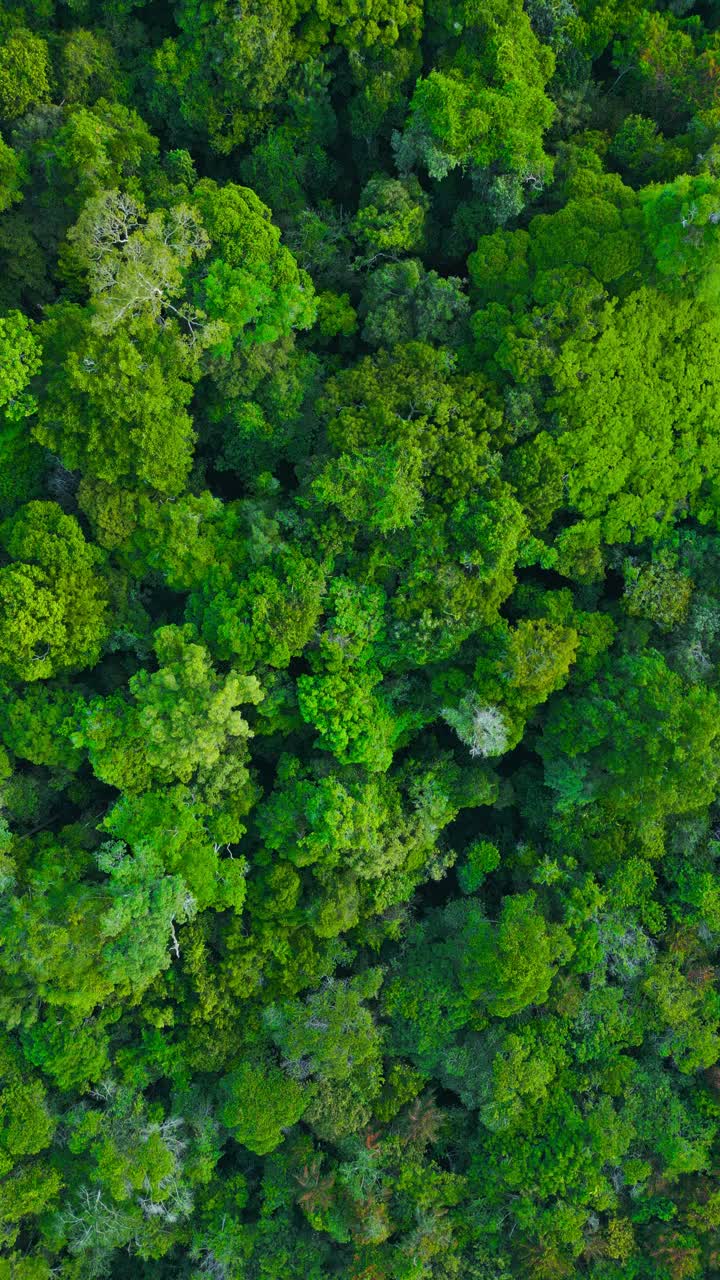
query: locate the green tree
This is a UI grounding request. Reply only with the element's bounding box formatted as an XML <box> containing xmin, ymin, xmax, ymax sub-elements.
<box><xmin>0</xmin><ymin>1035</ymin><xmax>55</xmax><ymax>1180</ymax></box>
<box><xmin>189</xmin><ymin>547</ymin><xmax>326</xmax><ymax>672</ymax></box>
<box><xmin>642</xmin><ymin>174</ymin><xmax>720</xmax><ymax>301</ymax></box>
<box><xmin>467</xmin><ymin>617</ymin><xmax>579</xmax><ymax>748</ymax></box>
<box><xmin>548</xmin><ymin>287</ymin><xmax>720</xmax><ymax>543</ymax></box>
<box><xmin>540</xmin><ymin>650</ymin><xmax>720</xmax><ymax>822</ymax></box>
<box><xmin>58</xmin><ymin>28</ymin><xmax>123</xmax><ymax>107</ymax></box>
<box><xmin>394</xmin><ymin>1</ymin><xmax>554</xmax><ymax>189</ymax></box>
<box><xmin>36</xmin><ymin>100</ymin><xmax>159</xmax><ymax>211</ymax></box>
<box><xmin>0</xmin><ymin>501</ymin><xmax>109</xmax><ymax>681</ymax></box>
<box><xmin>0</xmin><ymin>310</ymin><xmax>40</xmax><ymax>421</ymax></box>
<box><xmin>264</xmin><ymin>972</ymin><xmax>385</xmax><ymax>1140</ymax></box>
<box><xmin>351</xmin><ymin>173</ymin><xmax>429</xmax><ymax>261</ymax></box>
<box><xmin>219</xmin><ymin>1061</ymin><xmax>308</xmax><ymax>1155</ymax></box>
<box><xmin>0</xmin><ymin>135</ymin><xmax>24</xmax><ymax>213</ymax></box>
<box><xmin>150</xmin><ymin>0</ymin><xmax>306</xmax><ymax>154</ymax></box>
<box><xmin>358</xmin><ymin>259</ymin><xmax>470</xmax><ymax>348</ymax></box>
<box><xmin>0</xmin><ymin>30</ymin><xmax>50</xmax><ymax>122</ymax></box>
<box><xmin>72</xmin><ymin>623</ymin><xmax>262</xmax><ymax>795</ymax></box>
<box><xmin>457</xmin><ymin>893</ymin><xmax>571</xmax><ymax>1016</ymax></box>
<box><xmin>95</xmin><ymin>840</ymin><xmax>198</xmax><ymax>991</ymax></box>
<box><xmin>103</xmin><ymin>784</ymin><xmax>251</xmax><ymax>908</ymax></box>
<box><xmin>34</xmin><ymin>305</ymin><xmax>199</xmax><ymax>495</ymax></box>
<box><xmin>194</xmin><ymin>179</ymin><xmax>316</xmax><ymax>355</ymax></box>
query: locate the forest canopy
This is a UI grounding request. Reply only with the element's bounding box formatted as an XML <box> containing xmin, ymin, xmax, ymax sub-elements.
<box><xmin>3</xmin><ymin>1</ymin><xmax>720</xmax><ymax>1277</ymax></box>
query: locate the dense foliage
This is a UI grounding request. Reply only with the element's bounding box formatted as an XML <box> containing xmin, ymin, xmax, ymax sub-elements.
<box><xmin>3</xmin><ymin>0</ymin><xmax>720</xmax><ymax>1276</ymax></box>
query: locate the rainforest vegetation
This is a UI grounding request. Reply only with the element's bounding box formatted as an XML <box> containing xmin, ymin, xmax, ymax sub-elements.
<box><xmin>3</xmin><ymin>0</ymin><xmax>720</xmax><ymax>1275</ymax></box>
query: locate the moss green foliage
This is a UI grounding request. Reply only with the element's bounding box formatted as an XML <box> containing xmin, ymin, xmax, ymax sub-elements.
<box><xmin>4</xmin><ymin>2</ymin><xmax>720</xmax><ymax>1277</ymax></box>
